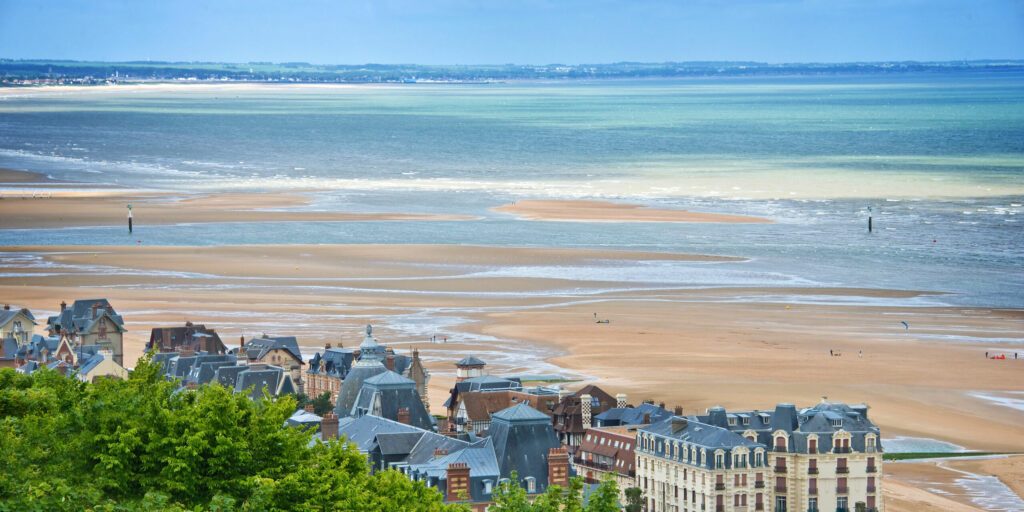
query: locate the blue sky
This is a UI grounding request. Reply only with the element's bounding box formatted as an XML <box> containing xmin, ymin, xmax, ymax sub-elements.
<box><xmin>1</xmin><ymin>0</ymin><xmax>1022</xmax><ymax>64</ymax></box>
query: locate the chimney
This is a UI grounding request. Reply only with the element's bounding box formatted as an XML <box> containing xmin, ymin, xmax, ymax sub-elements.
<box><xmin>445</xmin><ymin>463</ymin><xmax>470</xmax><ymax>502</ymax></box>
<box><xmin>616</xmin><ymin>393</ymin><xmax>627</xmax><ymax>409</ymax></box>
<box><xmin>659</xmin><ymin>401</ymin><xmax>666</xmax><ymax>410</ymax></box>
<box><xmin>558</xmin><ymin>387</ymin><xmax>571</xmax><ymax>402</ymax></box>
<box><xmin>321</xmin><ymin>412</ymin><xmax>339</xmax><ymax>440</ymax></box>
<box><xmin>580</xmin><ymin>393</ymin><xmax>593</xmax><ymax>429</ymax></box>
<box><xmin>305</xmin><ymin>404</ymin><xmax>315</xmax><ymax>413</ymax></box>
<box><xmin>397</xmin><ymin>407</ymin><xmax>411</xmax><ymax>425</ymax></box>
<box><xmin>385</xmin><ymin>352</ymin><xmax>396</xmax><ymax>371</ymax></box>
<box><xmin>2</xmin><ymin>304</ymin><xmax>9</xmax><ymax>311</ymax></box>
<box><xmin>60</xmin><ymin>301</ymin><xmax>67</xmax><ymax>312</ymax></box>
<box><xmin>674</xmin><ymin>405</ymin><xmax>683</xmax><ymax>416</ymax></box>
<box><xmin>643</xmin><ymin>413</ymin><xmax>651</xmax><ymax>424</ymax></box>
<box><xmin>325</xmin><ymin>342</ymin><xmax>332</xmax><ymax>349</ymax></box>
<box><xmin>434</xmin><ymin>448</ymin><xmax>449</xmax><ymax>459</ymax></box>
<box><xmin>92</xmin><ymin>302</ymin><xmax>100</xmax><ymax>319</ymax></box>
<box><xmin>548</xmin><ymin>447</ymin><xmax>570</xmax><ymax>489</ymax></box>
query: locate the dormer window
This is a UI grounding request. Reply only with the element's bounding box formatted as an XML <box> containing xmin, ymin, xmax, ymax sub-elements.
<box><xmin>830</xmin><ymin>418</ymin><xmax>842</xmax><ymax>428</ymax></box>
<box><xmin>728</xmin><ymin>417</ymin><xmax>737</xmax><ymax>426</ymax></box>
<box><xmin>525</xmin><ymin>476</ymin><xmax>536</xmax><ymax>493</ymax></box>
<box><xmin>483</xmin><ymin>480</ymin><xmax>493</xmax><ymax>494</ymax></box>
<box><xmin>742</xmin><ymin>416</ymin><xmax>751</xmax><ymax>426</ymax></box>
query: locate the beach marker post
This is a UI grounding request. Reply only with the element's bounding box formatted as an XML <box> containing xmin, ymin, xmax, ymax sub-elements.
<box><xmin>127</xmin><ymin>203</ymin><xmax>133</xmax><ymax>234</ymax></box>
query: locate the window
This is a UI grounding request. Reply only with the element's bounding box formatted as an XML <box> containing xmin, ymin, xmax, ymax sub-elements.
<box><xmin>837</xmin><ymin>497</ymin><xmax>848</xmax><ymax>511</ymax></box>
<box><xmin>525</xmin><ymin>477</ymin><xmax>536</xmax><ymax>493</ymax></box>
<box><xmin>808</xmin><ymin>497</ymin><xmax>818</xmax><ymax>511</ymax></box>
<box><xmin>728</xmin><ymin>416</ymin><xmax>737</xmax><ymax>426</ymax></box>
<box><xmin>775</xmin><ymin>495</ymin><xmax>787</xmax><ymax>512</ymax></box>
<box><xmin>808</xmin><ymin>438</ymin><xmax>817</xmax><ymax>453</ymax></box>
<box><xmin>830</xmin><ymin>418</ymin><xmax>843</xmax><ymax>428</ymax></box>
<box><xmin>483</xmin><ymin>480</ymin><xmax>493</xmax><ymax>494</ymax></box>
<box><xmin>742</xmin><ymin>416</ymin><xmax>751</xmax><ymax>425</ymax></box>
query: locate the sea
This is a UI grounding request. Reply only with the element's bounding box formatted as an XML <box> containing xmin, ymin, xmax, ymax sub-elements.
<box><xmin>1</xmin><ymin>72</ymin><xmax>1022</xmax><ymax>309</ymax></box>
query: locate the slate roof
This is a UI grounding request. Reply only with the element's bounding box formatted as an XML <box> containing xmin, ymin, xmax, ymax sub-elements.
<box><xmin>640</xmin><ymin>416</ymin><xmax>763</xmax><ymax>470</ymax></box>
<box><xmin>0</xmin><ymin>308</ymin><xmax>35</xmax><ymax>328</ymax></box>
<box><xmin>286</xmin><ymin>409</ymin><xmax>323</xmax><ymax>429</ymax></box>
<box><xmin>553</xmin><ymin>384</ymin><xmax>616</xmax><ymax>435</ymax></box>
<box><xmin>351</xmin><ymin>370</ymin><xmax>434</xmax><ymax>430</ymax></box>
<box><xmin>335</xmin><ymin>414</ymin><xmax>424</xmax><ymax>452</ymax></box>
<box><xmin>307</xmin><ymin>347</ymin><xmax>356</xmax><ymax>377</ymax></box>
<box><xmin>244</xmin><ymin>335</ymin><xmax>303</xmax><ymax>362</ymax></box>
<box><xmin>595</xmin><ymin>402</ymin><xmax>672</xmax><ymax>427</ymax></box>
<box><xmin>48</xmin><ymin>299</ymin><xmax>125</xmax><ymax>335</ymax></box>
<box><xmin>459</xmin><ymin>390</ymin><xmax>558</xmax><ymax>424</ymax></box>
<box><xmin>489</xmin><ymin>403</ymin><xmax>562</xmax><ymax>493</ymax></box>
<box><xmin>457</xmin><ymin>356</ymin><xmax>486</xmax><ymax>367</ymax></box>
<box><xmin>334</xmin><ymin>359</ymin><xmax>388</xmax><ymax>417</ymax></box>
<box><xmin>1</xmin><ymin>335</ymin><xmax>19</xmax><ymax>359</ymax></box>
<box><xmin>149</xmin><ymin>324</ymin><xmax>226</xmax><ymax>354</ymax></box>
<box><xmin>688</xmin><ymin>401</ymin><xmax>882</xmax><ymax>453</ymax></box>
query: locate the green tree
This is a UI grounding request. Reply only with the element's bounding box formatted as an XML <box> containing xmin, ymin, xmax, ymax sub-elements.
<box><xmin>624</xmin><ymin>487</ymin><xmax>644</xmax><ymax>512</ymax></box>
<box><xmin>583</xmin><ymin>477</ymin><xmax>619</xmax><ymax>512</ymax></box>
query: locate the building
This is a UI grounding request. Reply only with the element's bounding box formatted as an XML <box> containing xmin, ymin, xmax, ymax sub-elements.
<box><xmin>306</xmin><ymin>326</ymin><xmax>430</xmax><ymax>409</ymax></box>
<box><xmin>153</xmin><ymin>349</ymin><xmax>298</xmax><ymax>399</ymax></box>
<box><xmin>0</xmin><ymin>304</ymin><xmax>35</xmax><ymax>347</ymax></box>
<box><xmin>45</xmin><ymin>299</ymin><xmax>126</xmax><ymax>366</ymax></box>
<box><xmin>636</xmin><ymin>401</ymin><xmax>882</xmax><ymax>512</ymax></box>
<box><xmin>327</xmin><ymin>401</ymin><xmax>568</xmax><ymax>511</ymax></box>
<box><xmin>147</xmin><ymin>322</ymin><xmax>226</xmax><ymax>354</ymax></box>
<box><xmin>552</xmin><ymin>384</ymin><xmax>617</xmax><ymax>453</ymax></box>
<box><xmin>17</xmin><ymin>344</ymin><xmax>128</xmax><ymax>382</ymax></box>
<box><xmin>234</xmin><ymin>334</ymin><xmax>304</xmax><ymax>392</ymax></box>
<box><xmin>575</xmin><ymin>425</ymin><xmax>640</xmax><ymax>503</ymax></box>
<box><xmin>349</xmin><ymin>370</ymin><xmax>435</xmax><ymax>430</ymax></box>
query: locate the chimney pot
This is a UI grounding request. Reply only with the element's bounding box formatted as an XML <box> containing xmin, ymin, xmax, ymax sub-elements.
<box><xmin>3</xmin><ymin>304</ymin><xmax>9</xmax><ymax>311</ymax></box>
<box><xmin>674</xmin><ymin>405</ymin><xmax>683</xmax><ymax>415</ymax></box>
<box><xmin>325</xmin><ymin>342</ymin><xmax>331</xmax><ymax>349</ymax></box>
<box><xmin>60</xmin><ymin>301</ymin><xmax>67</xmax><ymax>312</ymax></box>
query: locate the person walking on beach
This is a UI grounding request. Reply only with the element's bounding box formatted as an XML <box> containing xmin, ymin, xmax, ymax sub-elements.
<box><xmin>830</xmin><ymin>349</ymin><xmax>833</xmax><ymax>356</ymax></box>
<box><xmin>986</xmin><ymin>351</ymin><xmax>989</xmax><ymax>358</ymax></box>
<box><xmin>127</xmin><ymin>203</ymin><xmax>133</xmax><ymax>234</ymax></box>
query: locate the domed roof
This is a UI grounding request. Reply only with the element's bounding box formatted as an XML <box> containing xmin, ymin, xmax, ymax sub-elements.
<box><xmin>456</xmin><ymin>355</ymin><xmax>486</xmax><ymax>367</ymax></box>
<box><xmin>334</xmin><ymin>358</ymin><xmax>387</xmax><ymax>417</ymax></box>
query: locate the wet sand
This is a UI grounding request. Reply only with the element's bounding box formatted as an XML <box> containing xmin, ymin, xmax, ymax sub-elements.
<box><xmin>887</xmin><ymin>456</ymin><xmax>1024</xmax><ymax>511</ymax></box>
<box><xmin>493</xmin><ymin>199</ymin><xmax>771</xmax><ymax>223</ymax></box>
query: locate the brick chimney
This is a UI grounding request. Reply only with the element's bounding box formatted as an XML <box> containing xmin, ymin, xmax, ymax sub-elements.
<box><xmin>385</xmin><ymin>352</ymin><xmax>396</xmax><ymax>371</ymax></box>
<box><xmin>91</xmin><ymin>302</ymin><xmax>100</xmax><ymax>319</ymax></box>
<box><xmin>445</xmin><ymin>462</ymin><xmax>470</xmax><ymax>502</ymax></box>
<box><xmin>643</xmin><ymin>413</ymin><xmax>651</xmax><ymax>424</ymax></box>
<box><xmin>397</xmin><ymin>407</ymin><xmax>411</xmax><ymax>425</ymax></box>
<box><xmin>321</xmin><ymin>412</ymin><xmax>339</xmax><ymax>440</ymax></box>
<box><xmin>674</xmin><ymin>405</ymin><xmax>683</xmax><ymax>416</ymax></box>
<box><xmin>325</xmin><ymin>342</ymin><xmax>332</xmax><ymax>350</ymax></box>
<box><xmin>2</xmin><ymin>304</ymin><xmax>9</xmax><ymax>311</ymax></box>
<box><xmin>548</xmin><ymin>447</ymin><xmax>570</xmax><ymax>488</ymax></box>
<box><xmin>434</xmin><ymin>448</ymin><xmax>449</xmax><ymax>459</ymax></box>
<box><xmin>60</xmin><ymin>301</ymin><xmax>67</xmax><ymax>312</ymax></box>
<box><xmin>616</xmin><ymin>393</ymin><xmax>627</xmax><ymax>409</ymax></box>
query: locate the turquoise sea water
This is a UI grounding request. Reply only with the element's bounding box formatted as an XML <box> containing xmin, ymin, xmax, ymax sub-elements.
<box><xmin>0</xmin><ymin>73</ymin><xmax>1022</xmax><ymax>308</ymax></box>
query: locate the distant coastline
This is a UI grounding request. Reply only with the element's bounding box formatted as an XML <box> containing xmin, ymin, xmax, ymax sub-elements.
<box><xmin>2</xmin><ymin>58</ymin><xmax>1023</xmax><ymax>86</ymax></box>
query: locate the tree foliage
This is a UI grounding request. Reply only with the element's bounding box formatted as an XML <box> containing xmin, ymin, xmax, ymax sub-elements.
<box><xmin>490</xmin><ymin>473</ymin><xmax>621</xmax><ymax>512</ymax></box>
<box><xmin>0</xmin><ymin>358</ymin><xmax>467</xmax><ymax>511</ymax></box>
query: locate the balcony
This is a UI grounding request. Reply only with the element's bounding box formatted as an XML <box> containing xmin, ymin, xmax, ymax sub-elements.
<box><xmin>775</xmin><ymin>485</ymin><xmax>788</xmax><ymax>493</ymax></box>
<box><xmin>807</xmin><ymin>467</ymin><xmax>818</xmax><ymax>475</ymax></box>
<box><xmin>716</xmin><ymin>507</ymin><xmax>724</xmax><ymax>512</ymax></box>
<box><xmin>755</xmin><ymin>505</ymin><xmax>764</xmax><ymax>511</ymax></box>
<box><xmin>836</xmin><ymin>486</ymin><xmax>849</xmax><ymax>494</ymax></box>
<box><xmin>867</xmin><ymin>485</ymin><xmax>877</xmax><ymax>493</ymax></box>
<box><xmin>572</xmin><ymin>456</ymin><xmax>614</xmax><ymax>473</ymax></box>
<box><xmin>833</xmin><ymin>447</ymin><xmax>851</xmax><ymax>454</ymax></box>
<box><xmin>755</xmin><ymin>481</ymin><xmax>765</xmax><ymax>489</ymax></box>
<box><xmin>774</xmin><ymin>465</ymin><xmax>788</xmax><ymax>473</ymax></box>
<box><xmin>836</xmin><ymin>466</ymin><xmax>849</xmax><ymax>474</ymax></box>
<box><xmin>867</xmin><ymin>465</ymin><xmax>877</xmax><ymax>473</ymax></box>
<box><xmin>808</xmin><ymin>487</ymin><xmax>818</xmax><ymax>495</ymax></box>
<box><xmin>715</xmin><ymin>483</ymin><xmax>726</xmax><ymax>491</ymax></box>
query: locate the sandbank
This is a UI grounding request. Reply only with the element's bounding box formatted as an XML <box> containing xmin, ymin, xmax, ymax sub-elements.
<box><xmin>493</xmin><ymin>199</ymin><xmax>772</xmax><ymax>223</ymax></box>
<box><xmin>0</xmin><ymin>191</ymin><xmax>474</xmax><ymax>228</ymax></box>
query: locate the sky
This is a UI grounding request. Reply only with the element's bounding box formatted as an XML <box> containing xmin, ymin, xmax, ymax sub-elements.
<box><xmin>1</xmin><ymin>0</ymin><xmax>1022</xmax><ymax>64</ymax></box>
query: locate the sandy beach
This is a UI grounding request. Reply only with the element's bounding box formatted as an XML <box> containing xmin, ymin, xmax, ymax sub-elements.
<box><xmin>494</xmin><ymin>199</ymin><xmax>772</xmax><ymax>223</ymax></box>
<box><xmin>2</xmin><ymin>243</ymin><xmax>1021</xmax><ymax>452</ymax></box>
